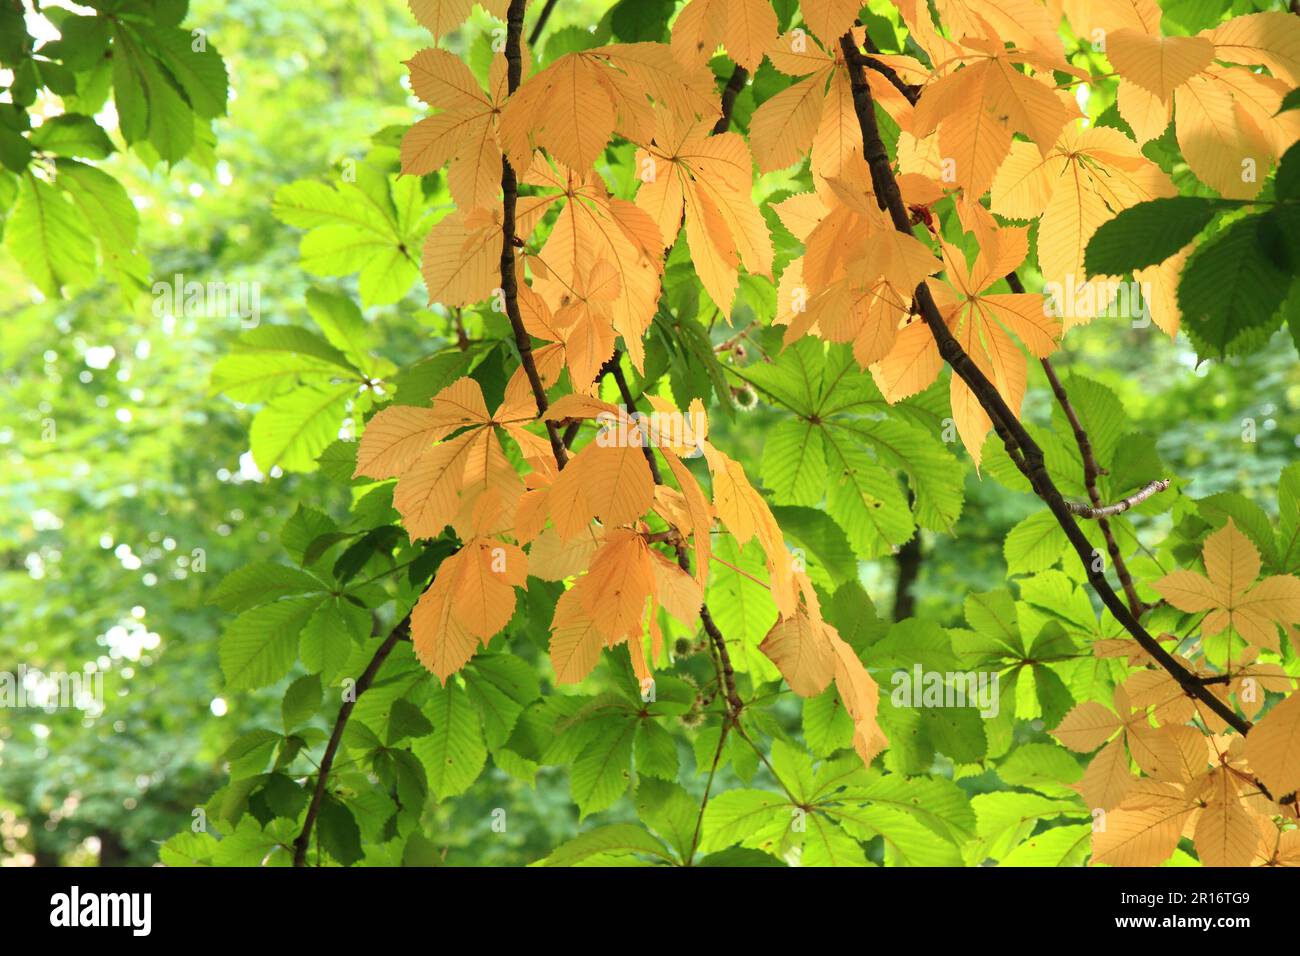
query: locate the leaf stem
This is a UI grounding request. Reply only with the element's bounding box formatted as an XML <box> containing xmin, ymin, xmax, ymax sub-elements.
<box><xmin>687</xmin><ymin>720</ymin><xmax>730</xmax><ymax>864</ymax></box>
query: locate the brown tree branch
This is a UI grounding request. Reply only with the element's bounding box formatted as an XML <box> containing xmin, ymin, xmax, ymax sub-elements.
<box><xmin>1040</xmin><ymin>351</ymin><xmax>1147</xmax><ymax>612</ymax></box>
<box><xmin>892</xmin><ymin>534</ymin><xmax>922</xmax><ymax>620</ymax></box>
<box><xmin>838</xmin><ymin>32</ymin><xmax>1253</xmax><ymax>738</ymax></box>
<box><xmin>514</xmin><ymin>4</ymin><xmax>745</xmax><ymax>719</ymax></box>
<box><xmin>713</xmin><ymin>65</ymin><xmax>748</xmax><ymax>135</ymax></box>
<box><xmin>1064</xmin><ymin>478</ymin><xmax>1170</xmax><ymax>518</ymax></box>
<box><xmin>860</xmin><ymin>33</ymin><xmax>921</xmax><ymax>103</ymax></box>
<box><xmin>294</xmin><ymin>0</ymin><xmax>566</xmax><ymax>869</ymax></box>
<box><xmin>293</xmin><ymin>615</ymin><xmax>410</xmax><ymax>866</ymax></box>
<box><xmin>502</xmin><ymin>0</ymin><xmax>569</xmax><ymax>467</ymax></box>
<box><xmin>1031</xmin><ymin>299</ymin><xmax>1147</xmax><ymax>613</ymax></box>
<box><xmin>855</xmin><ymin>48</ymin><xmax>1159</xmax><ymax>620</ymax></box>
<box><xmin>574</xmin><ymin>62</ymin><xmax>756</xmax><ymax>722</ymax></box>
<box><xmin>526</xmin><ymin>0</ymin><xmax>559</xmax><ymax>48</ymax></box>
<box><xmin>688</xmin><ymin>720</ymin><xmax>730</xmax><ymax>864</ymax></box>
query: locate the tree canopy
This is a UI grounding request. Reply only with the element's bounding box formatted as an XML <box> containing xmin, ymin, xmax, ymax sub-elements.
<box><xmin>2</xmin><ymin>0</ymin><xmax>1299</xmax><ymax>871</ymax></box>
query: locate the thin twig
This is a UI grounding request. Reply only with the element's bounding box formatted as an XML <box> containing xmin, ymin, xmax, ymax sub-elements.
<box><xmin>1039</xmin><ymin>348</ymin><xmax>1150</xmax><ymax>615</ymax></box>
<box><xmin>1064</xmin><ymin>479</ymin><xmax>1170</xmax><ymax>518</ymax></box>
<box><xmin>292</xmin><ymin>616</ymin><xmax>410</xmax><ymax>866</ymax></box>
<box><xmin>860</xmin><ymin>33</ymin><xmax>920</xmax><ymax>103</ymax></box>
<box><xmin>733</xmin><ymin>723</ymin><xmax>799</xmax><ymax>805</ymax></box>
<box><xmin>585</xmin><ymin>64</ymin><xmax>760</xmax><ymax>721</ymax></box>
<box><xmin>606</xmin><ymin>358</ymin><xmax>745</xmax><ymax>717</ymax></box>
<box><xmin>688</xmin><ymin>722</ymin><xmax>730</xmax><ymax>864</ymax></box>
<box><xmin>526</xmin><ymin>0</ymin><xmax>558</xmax><ymax>48</ymax></box>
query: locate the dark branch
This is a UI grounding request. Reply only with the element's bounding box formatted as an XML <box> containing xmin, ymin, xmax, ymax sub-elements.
<box><xmin>892</xmin><ymin>534</ymin><xmax>922</xmax><ymax>621</ymax></box>
<box><xmin>526</xmin><ymin>0</ymin><xmax>559</xmax><ymax>48</ymax></box>
<box><xmin>838</xmin><ymin>31</ymin><xmax>1253</xmax><ymax>738</ymax></box>
<box><xmin>606</xmin><ymin>356</ymin><xmax>744</xmax><ymax>718</ymax></box>
<box><xmin>293</xmin><ymin>616</ymin><xmax>409</xmax><ymax>866</ymax></box>
<box><xmin>860</xmin><ymin>33</ymin><xmax>921</xmax><ymax>103</ymax></box>
<box><xmin>856</xmin><ymin>50</ymin><xmax>1158</xmax><ymax>620</ymax></box>
<box><xmin>1038</xmin><ymin>351</ymin><xmax>1150</xmax><ymax>614</ymax></box>
<box><xmin>297</xmin><ymin>0</ymin><xmax>560</xmax><ymax>868</ymax></box>
<box><xmin>502</xmin><ymin>0</ymin><xmax>569</xmax><ymax>467</ymax></box>
<box><xmin>713</xmin><ymin>65</ymin><xmax>748</xmax><ymax>135</ymax></box>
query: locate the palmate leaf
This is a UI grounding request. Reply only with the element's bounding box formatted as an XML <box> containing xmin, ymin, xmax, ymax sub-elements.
<box><xmin>209</xmin><ymin>817</ymin><xmax>296</xmax><ymax>867</ymax></box>
<box><xmin>159</xmin><ymin>831</ymin><xmax>220</xmax><ymax>867</ymax></box>
<box><xmin>1197</xmin><ymin>492</ymin><xmax>1279</xmax><ymax>569</ymax></box>
<box><xmin>111</xmin><ymin>23</ymin><xmax>196</xmax><ymax>163</ymax></box>
<box><xmin>221</xmin><ymin>729</ymin><xmax>282</xmax><ymax>780</ymax></box>
<box><xmin>273</xmin><ymin>163</ymin><xmax>426</xmax><ymax>307</ymax></box>
<box><xmin>317</xmin><ymin>796</ymin><xmax>363</xmax><ymax>866</ymax></box>
<box><xmin>282</xmin><ymin>674</ymin><xmax>323</xmax><ymax>733</ymax></box>
<box><xmin>864</xmin><ymin>618</ymin><xmax>961</xmax><ymax>672</ymax></box>
<box><xmin>799</xmin><ymin>814</ymin><xmax>870</xmax><ymax>866</ymax></box>
<box><xmin>802</xmin><ymin>687</ymin><xmax>855</xmax><ymax>756</ymax></box>
<box><xmin>699</xmin><ymin>789</ymin><xmax>793</xmax><ymax>856</ymax></box>
<box><xmin>878</xmin><ymin>711</ymin><xmax>983</xmax><ymax>782</ymax></box>
<box><xmin>997</xmin><ymin>823</ymin><xmax>1092</xmax><ymax>866</ymax></box>
<box><xmin>1153</xmin><ymin>519</ymin><xmax>1300</xmax><ymax>654</ymax></box>
<box><xmin>770</xmin><ymin>504</ymin><xmax>857</xmax><ymax>588</ymax></box>
<box><xmin>635</xmin><ymin>721</ymin><xmax>678</xmax><ymax>781</ymax></box>
<box><xmin>761</xmin><ymin>419</ymin><xmax>826</xmax><ymax>506</ymax></box>
<box><xmin>996</xmin><ymin>742</ymin><xmax>1084</xmax><ymax>798</ymax></box>
<box><xmin>832</xmin><ymin>804</ymin><xmax>962</xmax><ymax>867</ymax></box>
<box><xmin>30</xmin><ymin>114</ymin><xmax>114</xmax><ymax>159</ymax></box>
<box><xmin>208</xmin><ymin>294</ymin><xmax>384</xmax><ymax>475</ymax></box>
<box><xmin>144</xmin><ymin>25</ymin><xmax>230</xmax><ymax>121</ymax></box>
<box><xmin>702</xmin><ymin>749</ymin><xmax>971</xmax><ymax>866</ymax></box>
<box><xmin>305</xmin><ymin>288</ymin><xmax>382</xmax><ymax>376</ymax></box>
<box><xmin>1048</xmin><ymin>374</ymin><xmax>1126</xmax><ymax>475</ymax></box>
<box><xmin>840</xmin><ymin>774</ymin><xmax>977</xmax><ymax>844</ymax></box>
<box><xmin>1004</xmin><ymin>510</ymin><xmax>1066</xmax><ymax>575</ymax></box>
<box><xmin>842</xmin><ymin>415</ymin><xmax>963</xmax><ymax>533</ymax></box>
<box><xmin>1245</xmin><ymin>692</ymin><xmax>1300</xmax><ymax>797</ymax></box>
<box><xmin>821</xmin><ymin>433</ymin><xmax>913</xmax><ymax>558</ymax></box>
<box><xmin>300</xmin><ymin>598</ymin><xmax>371</xmax><ymax>684</ymax></box>
<box><xmin>970</xmin><ymin>791</ymin><xmax>1087</xmax><ymax>862</ymax></box>
<box><xmin>567</xmin><ymin>715</ymin><xmax>637</xmax><ymax>818</ymax></box>
<box><xmin>704</xmin><ymin>537</ymin><xmax>781</xmax><ymax>681</ymax></box>
<box><xmin>746</xmin><ymin>340</ymin><xmax>963</xmax><ymax>558</ymax></box>
<box><xmin>610</xmin><ymin>0</ymin><xmax>674</xmax><ymax>42</ymax></box>
<box><xmin>54</xmin><ymin>159</ymin><xmax>148</xmax><ymax>292</ymax></box>
<box><xmin>462</xmin><ymin>653</ymin><xmax>540</xmax><ymax>751</ymax></box>
<box><xmin>633</xmin><ymin>779</ymin><xmax>699</xmax><ymax>863</ymax></box>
